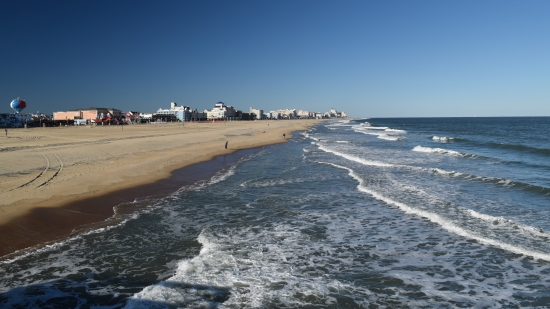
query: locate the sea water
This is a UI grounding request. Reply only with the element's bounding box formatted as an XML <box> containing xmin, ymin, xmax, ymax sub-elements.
<box><xmin>1</xmin><ymin>117</ymin><xmax>550</xmax><ymax>308</ymax></box>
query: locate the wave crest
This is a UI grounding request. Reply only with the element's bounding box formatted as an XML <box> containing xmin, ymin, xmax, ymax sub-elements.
<box><xmin>413</xmin><ymin>146</ymin><xmax>464</xmax><ymax>157</ymax></box>
<box><xmin>432</xmin><ymin>136</ymin><xmax>455</xmax><ymax>142</ymax></box>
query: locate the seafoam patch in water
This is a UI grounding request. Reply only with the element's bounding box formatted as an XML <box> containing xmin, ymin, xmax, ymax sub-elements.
<box><xmin>316</xmin><ymin>143</ymin><xmax>394</xmax><ymax>167</ymax></box>
<box><xmin>385</xmin><ymin>128</ymin><xmax>406</xmax><ymax>133</ymax></box>
<box><xmin>432</xmin><ymin>136</ymin><xmax>455</xmax><ymax>142</ymax></box>
<box><xmin>377</xmin><ymin>134</ymin><xmax>402</xmax><ymax>141</ymax></box>
<box><xmin>351</xmin><ymin>124</ymin><xmax>405</xmax><ymax>141</ymax></box>
<box><xmin>413</xmin><ymin>145</ymin><xmax>464</xmax><ymax>157</ymax></box>
<box><xmin>126</xmin><ymin>224</ymin><xmax>368</xmax><ymax>308</ymax></box>
<box><xmin>319</xmin><ymin>161</ymin><xmax>550</xmax><ymax>261</ymax></box>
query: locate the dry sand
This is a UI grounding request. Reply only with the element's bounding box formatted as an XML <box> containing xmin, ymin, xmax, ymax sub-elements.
<box><xmin>0</xmin><ymin>119</ymin><xmax>322</xmax><ymax>257</ymax></box>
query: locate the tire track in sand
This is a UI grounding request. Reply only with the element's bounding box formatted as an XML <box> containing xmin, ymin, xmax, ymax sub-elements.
<box><xmin>10</xmin><ymin>153</ymin><xmax>50</xmax><ymax>191</ymax></box>
<box><xmin>37</xmin><ymin>153</ymin><xmax>63</xmax><ymax>188</ymax></box>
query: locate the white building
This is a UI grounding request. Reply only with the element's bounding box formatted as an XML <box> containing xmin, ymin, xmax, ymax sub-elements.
<box><xmin>206</xmin><ymin>102</ymin><xmax>238</xmax><ymax>120</ymax></box>
<box><xmin>268</xmin><ymin>110</ymin><xmax>292</xmax><ymax>120</ymax></box>
<box><xmin>327</xmin><ymin>108</ymin><xmax>347</xmax><ymax>118</ymax></box>
<box><xmin>249</xmin><ymin>107</ymin><xmax>264</xmax><ymax>120</ymax></box>
<box><xmin>268</xmin><ymin>111</ymin><xmax>282</xmax><ymax>119</ymax></box>
<box><xmin>156</xmin><ymin>102</ymin><xmax>191</xmax><ymax>122</ymax></box>
<box><xmin>139</xmin><ymin>113</ymin><xmax>153</xmax><ymax>120</ymax></box>
<box><xmin>297</xmin><ymin>110</ymin><xmax>316</xmax><ymax>119</ymax></box>
<box><xmin>276</xmin><ymin>109</ymin><xmax>296</xmax><ymax>119</ymax></box>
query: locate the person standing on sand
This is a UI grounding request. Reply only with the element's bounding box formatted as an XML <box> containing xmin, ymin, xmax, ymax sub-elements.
<box><xmin>4</xmin><ymin>128</ymin><xmax>7</xmax><ymax>138</ymax></box>
<box><xmin>283</xmin><ymin>133</ymin><xmax>286</xmax><ymax>139</ymax></box>
<box><xmin>225</xmin><ymin>141</ymin><xmax>228</xmax><ymax>149</ymax></box>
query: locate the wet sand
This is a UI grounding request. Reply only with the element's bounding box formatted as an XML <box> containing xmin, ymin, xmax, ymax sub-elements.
<box><xmin>0</xmin><ymin>120</ymin><xmax>321</xmax><ymax>257</ymax></box>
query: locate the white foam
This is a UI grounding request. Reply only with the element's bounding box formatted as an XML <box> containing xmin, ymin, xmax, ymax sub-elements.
<box><xmin>127</xmin><ymin>225</ymin><xmax>365</xmax><ymax>308</ymax></box>
<box><xmin>497</xmin><ymin>178</ymin><xmax>513</xmax><ymax>186</ymax></box>
<box><xmin>320</xmin><ymin>161</ymin><xmax>550</xmax><ymax>261</ymax></box>
<box><xmin>468</xmin><ymin>209</ymin><xmax>510</xmax><ymax>223</ymax></box>
<box><xmin>413</xmin><ymin>145</ymin><xmax>463</xmax><ymax>156</ymax></box>
<box><xmin>351</xmin><ymin>125</ymin><xmax>405</xmax><ymax>141</ymax></box>
<box><xmin>1</xmin><ymin>235</ymin><xmax>84</xmax><ymax>265</ymax></box>
<box><xmin>325</xmin><ymin>120</ymin><xmax>352</xmax><ymax>127</ymax></box>
<box><xmin>0</xmin><ymin>205</ymin><xmax>153</xmax><ymax>265</ymax></box>
<box><xmin>314</xmin><ymin>142</ymin><xmax>485</xmax><ymax>184</ymax></box>
<box><xmin>428</xmin><ymin>168</ymin><xmax>456</xmax><ymax>175</ymax></box>
<box><xmin>468</xmin><ymin>209</ymin><xmax>546</xmax><ymax>235</ymax></box>
<box><xmin>315</xmin><ymin>142</ymin><xmax>449</xmax><ymax>175</ymax></box>
<box><xmin>305</xmin><ymin>133</ymin><xmax>320</xmax><ymax>141</ymax></box>
<box><xmin>243</xmin><ymin>177</ymin><xmax>311</xmax><ymax>188</ymax></box>
<box><xmin>361</xmin><ymin>124</ymin><xmax>388</xmax><ymax>130</ymax></box>
<box><xmin>208</xmin><ymin>165</ymin><xmax>236</xmax><ymax>185</ymax></box>
<box><xmin>385</xmin><ymin>128</ymin><xmax>406</xmax><ymax>133</ymax></box>
<box><xmin>316</xmin><ymin>143</ymin><xmax>393</xmax><ymax>167</ymax></box>
<box><xmin>377</xmin><ymin>134</ymin><xmax>401</xmax><ymax>141</ymax></box>
<box><xmin>432</xmin><ymin>136</ymin><xmax>454</xmax><ymax>142</ymax></box>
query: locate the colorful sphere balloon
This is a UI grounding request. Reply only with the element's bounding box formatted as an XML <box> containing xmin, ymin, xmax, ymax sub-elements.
<box><xmin>10</xmin><ymin>98</ymin><xmax>26</xmax><ymax>113</ymax></box>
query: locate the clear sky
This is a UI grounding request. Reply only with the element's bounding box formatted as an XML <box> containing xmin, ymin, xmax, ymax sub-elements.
<box><xmin>1</xmin><ymin>0</ymin><xmax>549</xmax><ymax>118</ymax></box>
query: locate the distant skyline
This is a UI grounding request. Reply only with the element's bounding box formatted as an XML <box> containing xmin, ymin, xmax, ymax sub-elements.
<box><xmin>1</xmin><ymin>0</ymin><xmax>549</xmax><ymax>118</ymax></box>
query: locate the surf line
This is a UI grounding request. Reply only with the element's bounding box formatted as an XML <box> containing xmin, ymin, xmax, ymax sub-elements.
<box><xmin>317</xmin><ymin>161</ymin><xmax>550</xmax><ymax>262</ymax></box>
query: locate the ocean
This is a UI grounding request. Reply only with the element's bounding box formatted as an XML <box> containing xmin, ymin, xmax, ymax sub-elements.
<box><xmin>1</xmin><ymin>117</ymin><xmax>550</xmax><ymax>308</ymax></box>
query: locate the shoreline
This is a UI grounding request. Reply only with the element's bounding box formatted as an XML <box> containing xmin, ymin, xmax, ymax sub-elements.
<box><xmin>0</xmin><ymin>148</ymin><xmax>261</xmax><ymax>259</ymax></box>
<box><xmin>0</xmin><ymin>120</ymin><xmax>323</xmax><ymax>258</ymax></box>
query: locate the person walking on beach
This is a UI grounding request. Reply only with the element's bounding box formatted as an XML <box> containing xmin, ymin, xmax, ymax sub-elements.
<box><xmin>283</xmin><ymin>133</ymin><xmax>286</xmax><ymax>139</ymax></box>
<box><xmin>225</xmin><ymin>141</ymin><xmax>228</xmax><ymax>149</ymax></box>
<box><xmin>4</xmin><ymin>128</ymin><xmax>7</xmax><ymax>138</ymax></box>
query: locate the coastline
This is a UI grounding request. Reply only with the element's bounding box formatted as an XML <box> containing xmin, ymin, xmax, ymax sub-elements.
<box><xmin>0</xmin><ymin>119</ymin><xmax>323</xmax><ymax>258</ymax></box>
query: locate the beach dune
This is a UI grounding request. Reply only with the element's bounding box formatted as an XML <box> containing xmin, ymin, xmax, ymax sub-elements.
<box><xmin>0</xmin><ymin>120</ymin><xmax>320</xmax><ymax>257</ymax></box>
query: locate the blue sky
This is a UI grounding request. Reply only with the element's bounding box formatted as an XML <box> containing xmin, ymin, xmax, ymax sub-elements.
<box><xmin>1</xmin><ymin>0</ymin><xmax>549</xmax><ymax>117</ymax></box>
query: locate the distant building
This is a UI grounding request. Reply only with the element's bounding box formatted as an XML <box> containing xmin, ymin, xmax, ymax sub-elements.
<box><xmin>239</xmin><ymin>112</ymin><xmax>252</xmax><ymax>120</ymax></box>
<box><xmin>152</xmin><ymin>113</ymin><xmax>178</xmax><ymax>123</ymax></box>
<box><xmin>152</xmin><ymin>102</ymin><xmax>209</xmax><ymax>122</ymax></box>
<box><xmin>326</xmin><ymin>108</ymin><xmax>347</xmax><ymax>118</ymax></box>
<box><xmin>156</xmin><ymin>102</ymin><xmax>191</xmax><ymax>122</ymax></box>
<box><xmin>249</xmin><ymin>107</ymin><xmax>264</xmax><ymax>120</ymax></box>
<box><xmin>0</xmin><ymin>113</ymin><xmax>33</xmax><ymax>128</ymax></box>
<box><xmin>52</xmin><ymin>110</ymin><xmax>80</xmax><ymax>121</ymax></box>
<box><xmin>266</xmin><ymin>109</ymin><xmax>297</xmax><ymax>119</ymax></box>
<box><xmin>125</xmin><ymin>111</ymin><xmax>141</xmax><ymax>124</ymax></box>
<box><xmin>206</xmin><ymin>102</ymin><xmax>239</xmax><ymax>120</ymax></box>
<box><xmin>271</xmin><ymin>109</ymin><xmax>296</xmax><ymax>119</ymax></box>
<box><xmin>139</xmin><ymin>113</ymin><xmax>153</xmax><ymax>120</ymax></box>
<box><xmin>297</xmin><ymin>110</ymin><xmax>316</xmax><ymax>119</ymax></box>
<box><xmin>192</xmin><ymin>109</ymin><xmax>207</xmax><ymax>121</ymax></box>
<box><xmin>53</xmin><ymin>107</ymin><xmax>124</xmax><ymax>122</ymax></box>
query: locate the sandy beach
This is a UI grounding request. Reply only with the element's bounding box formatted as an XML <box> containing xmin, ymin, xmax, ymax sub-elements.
<box><xmin>0</xmin><ymin>119</ymin><xmax>321</xmax><ymax>257</ymax></box>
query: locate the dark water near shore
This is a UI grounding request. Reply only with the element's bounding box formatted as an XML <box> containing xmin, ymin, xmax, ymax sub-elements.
<box><xmin>1</xmin><ymin>117</ymin><xmax>550</xmax><ymax>308</ymax></box>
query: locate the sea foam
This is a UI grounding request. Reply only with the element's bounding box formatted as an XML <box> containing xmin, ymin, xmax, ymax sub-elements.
<box><xmin>320</xmin><ymin>161</ymin><xmax>550</xmax><ymax>261</ymax></box>
<box><xmin>413</xmin><ymin>145</ymin><xmax>464</xmax><ymax>156</ymax></box>
<box><xmin>432</xmin><ymin>136</ymin><xmax>455</xmax><ymax>142</ymax></box>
